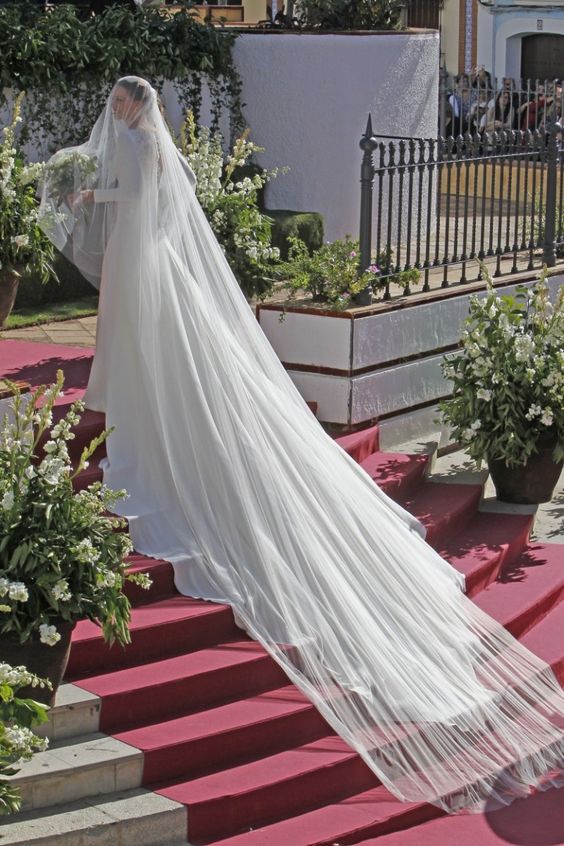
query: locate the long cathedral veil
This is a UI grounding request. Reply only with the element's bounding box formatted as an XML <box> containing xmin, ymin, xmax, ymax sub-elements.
<box><xmin>39</xmin><ymin>77</ymin><xmax>564</xmax><ymax>814</ymax></box>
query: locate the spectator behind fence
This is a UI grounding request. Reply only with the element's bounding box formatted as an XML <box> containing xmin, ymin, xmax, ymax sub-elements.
<box><xmin>520</xmin><ymin>83</ymin><xmax>555</xmax><ymax>131</ymax></box>
<box><xmin>472</xmin><ymin>66</ymin><xmax>492</xmax><ymax>91</ymax></box>
<box><xmin>468</xmin><ymin>87</ymin><xmax>489</xmax><ymax>134</ymax></box>
<box><xmin>447</xmin><ymin>73</ymin><xmax>474</xmax><ymax>136</ymax></box>
<box><xmin>481</xmin><ymin>90</ymin><xmax>514</xmax><ymax>133</ymax></box>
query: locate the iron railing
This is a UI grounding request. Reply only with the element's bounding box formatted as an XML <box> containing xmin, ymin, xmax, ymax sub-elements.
<box><xmin>357</xmin><ymin>120</ymin><xmax>564</xmax><ymax>304</ymax></box>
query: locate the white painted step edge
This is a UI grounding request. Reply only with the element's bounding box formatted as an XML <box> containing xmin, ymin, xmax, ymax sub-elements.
<box><xmin>35</xmin><ymin>684</ymin><xmax>101</xmax><ymax>742</ymax></box>
<box><xmin>8</xmin><ymin>733</ymin><xmax>143</xmax><ymax>812</ymax></box>
<box><xmin>0</xmin><ymin>787</ymin><xmax>186</xmax><ymax>846</ymax></box>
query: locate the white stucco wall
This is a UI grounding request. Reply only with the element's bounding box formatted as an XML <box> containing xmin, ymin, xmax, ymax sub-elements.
<box><xmin>232</xmin><ymin>31</ymin><xmax>440</xmax><ymax>241</ymax></box>
<box><xmin>478</xmin><ymin>6</ymin><xmax>564</xmax><ymax>80</ymax></box>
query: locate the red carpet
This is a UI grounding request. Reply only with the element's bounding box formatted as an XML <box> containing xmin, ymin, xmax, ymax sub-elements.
<box><xmin>2</xmin><ymin>339</ymin><xmax>563</xmax><ymax>845</ymax></box>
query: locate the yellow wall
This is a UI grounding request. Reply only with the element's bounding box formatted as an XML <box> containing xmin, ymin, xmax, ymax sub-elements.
<box><xmin>441</xmin><ymin>0</ymin><xmax>460</xmax><ymax>75</ymax></box>
<box><xmin>243</xmin><ymin>0</ymin><xmax>268</xmax><ymax>23</ymax></box>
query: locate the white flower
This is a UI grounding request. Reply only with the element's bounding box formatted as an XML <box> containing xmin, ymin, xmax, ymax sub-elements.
<box><xmin>526</xmin><ymin>404</ymin><xmax>542</xmax><ymax>420</ymax></box>
<box><xmin>1</xmin><ymin>490</ymin><xmax>14</xmax><ymax>510</ymax></box>
<box><xmin>477</xmin><ymin>388</ymin><xmax>492</xmax><ymax>401</ymax></box>
<box><xmin>541</xmin><ymin>409</ymin><xmax>554</xmax><ymax>427</ymax></box>
<box><xmin>24</xmin><ymin>466</ymin><xmax>36</xmax><ymax>480</ymax></box>
<box><xmin>51</xmin><ymin>579</ymin><xmax>71</xmax><ymax>602</ymax></box>
<box><xmin>8</xmin><ymin>582</ymin><xmax>28</xmax><ymax>602</ymax></box>
<box><xmin>74</xmin><ymin>538</ymin><xmax>100</xmax><ymax>564</ymax></box>
<box><xmin>39</xmin><ymin>624</ymin><xmax>61</xmax><ymax>646</ymax></box>
<box><xmin>98</xmin><ymin>570</ymin><xmax>117</xmax><ymax>588</ymax></box>
<box><xmin>12</xmin><ymin>234</ymin><xmax>29</xmax><ymax>249</ymax></box>
<box><xmin>0</xmin><ymin>578</ymin><xmax>9</xmax><ymax>597</ymax></box>
<box><xmin>471</xmin><ymin>420</ymin><xmax>482</xmax><ymax>431</ymax></box>
<box><xmin>43</xmin><ymin>441</ymin><xmax>57</xmax><ymax>453</ymax></box>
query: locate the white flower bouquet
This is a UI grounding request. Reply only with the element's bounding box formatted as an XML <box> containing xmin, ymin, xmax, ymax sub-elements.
<box><xmin>43</xmin><ymin>150</ymin><xmax>97</xmax><ymax>205</ymax></box>
<box><xmin>0</xmin><ymin>371</ymin><xmax>150</xmax><ymax>650</ymax></box>
<box><xmin>440</xmin><ymin>269</ymin><xmax>564</xmax><ymax>468</ymax></box>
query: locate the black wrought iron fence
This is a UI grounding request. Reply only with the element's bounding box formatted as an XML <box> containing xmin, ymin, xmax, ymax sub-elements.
<box><xmin>357</xmin><ymin>118</ymin><xmax>564</xmax><ymax>304</ymax></box>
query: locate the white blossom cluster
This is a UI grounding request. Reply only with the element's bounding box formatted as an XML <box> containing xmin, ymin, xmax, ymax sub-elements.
<box><xmin>0</xmin><ymin>579</ymin><xmax>29</xmax><ymax>602</ymax></box>
<box><xmin>441</xmin><ymin>274</ymin><xmax>564</xmax><ymax>465</ymax></box>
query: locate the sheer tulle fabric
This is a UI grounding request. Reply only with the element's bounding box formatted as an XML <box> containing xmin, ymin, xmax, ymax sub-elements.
<box><xmin>40</xmin><ymin>77</ymin><xmax>564</xmax><ymax>813</ymax></box>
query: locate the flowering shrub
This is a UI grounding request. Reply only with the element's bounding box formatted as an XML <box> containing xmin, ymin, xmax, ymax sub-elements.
<box><xmin>178</xmin><ymin>112</ymin><xmax>282</xmax><ymax>298</ymax></box>
<box><xmin>0</xmin><ymin>94</ymin><xmax>54</xmax><ymax>280</ymax></box>
<box><xmin>0</xmin><ymin>371</ymin><xmax>150</xmax><ymax>647</ymax></box>
<box><xmin>0</xmin><ymin>663</ymin><xmax>49</xmax><ymax>815</ymax></box>
<box><xmin>440</xmin><ymin>270</ymin><xmax>564</xmax><ymax>466</ymax></box>
<box><xmin>274</xmin><ymin>236</ymin><xmax>380</xmax><ymax>308</ymax></box>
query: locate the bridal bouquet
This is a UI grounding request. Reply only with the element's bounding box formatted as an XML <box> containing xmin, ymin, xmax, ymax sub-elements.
<box><xmin>0</xmin><ymin>372</ymin><xmax>150</xmax><ymax>649</ymax></box>
<box><xmin>43</xmin><ymin>150</ymin><xmax>97</xmax><ymax>205</ymax></box>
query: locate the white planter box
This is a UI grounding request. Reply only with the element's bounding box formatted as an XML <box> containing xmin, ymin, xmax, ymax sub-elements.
<box><xmin>257</xmin><ymin>273</ymin><xmax>564</xmax><ymax>431</ymax></box>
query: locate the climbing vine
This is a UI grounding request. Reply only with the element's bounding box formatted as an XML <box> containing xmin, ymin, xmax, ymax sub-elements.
<box><xmin>0</xmin><ymin>2</ymin><xmax>244</xmax><ymax>154</ymax></box>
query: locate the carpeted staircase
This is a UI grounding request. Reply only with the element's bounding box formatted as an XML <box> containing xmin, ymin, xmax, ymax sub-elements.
<box><xmin>1</xmin><ymin>341</ymin><xmax>563</xmax><ymax>846</ymax></box>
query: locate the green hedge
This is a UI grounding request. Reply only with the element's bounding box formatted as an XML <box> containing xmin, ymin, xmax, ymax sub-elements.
<box><xmin>0</xmin><ymin>2</ymin><xmax>243</xmax><ymax>150</ymax></box>
<box><xmin>268</xmin><ymin>210</ymin><xmax>324</xmax><ymax>260</ymax></box>
<box><xmin>16</xmin><ymin>253</ymin><xmax>96</xmax><ymax>308</ymax></box>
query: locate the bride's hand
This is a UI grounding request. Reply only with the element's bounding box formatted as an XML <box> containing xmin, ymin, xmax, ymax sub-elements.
<box><xmin>68</xmin><ymin>190</ymin><xmax>94</xmax><ymax>208</ymax></box>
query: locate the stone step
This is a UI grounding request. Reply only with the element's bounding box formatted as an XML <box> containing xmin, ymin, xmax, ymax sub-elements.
<box><xmin>0</xmin><ymin>788</ymin><xmax>186</xmax><ymax>846</ymax></box>
<box><xmin>35</xmin><ymin>684</ymin><xmax>101</xmax><ymax>742</ymax></box>
<box><xmin>9</xmin><ymin>733</ymin><xmax>143</xmax><ymax>812</ymax></box>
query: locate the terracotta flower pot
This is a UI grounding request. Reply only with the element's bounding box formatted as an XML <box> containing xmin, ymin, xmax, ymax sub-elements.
<box><xmin>0</xmin><ymin>266</ymin><xmax>22</xmax><ymax>327</ymax></box>
<box><xmin>0</xmin><ymin>621</ymin><xmax>76</xmax><ymax>706</ymax></box>
<box><xmin>487</xmin><ymin>439</ymin><xmax>564</xmax><ymax>504</ymax></box>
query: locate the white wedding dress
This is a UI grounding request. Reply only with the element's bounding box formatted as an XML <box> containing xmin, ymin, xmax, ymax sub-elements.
<box><xmin>40</xmin><ymin>76</ymin><xmax>564</xmax><ymax>814</ymax></box>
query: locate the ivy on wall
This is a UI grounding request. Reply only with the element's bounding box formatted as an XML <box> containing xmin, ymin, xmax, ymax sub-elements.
<box><xmin>0</xmin><ymin>2</ymin><xmax>244</xmax><ymax>153</ymax></box>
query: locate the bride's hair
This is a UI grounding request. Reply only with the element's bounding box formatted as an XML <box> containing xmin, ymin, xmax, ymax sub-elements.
<box><xmin>116</xmin><ymin>77</ymin><xmax>153</xmax><ymax>104</ymax></box>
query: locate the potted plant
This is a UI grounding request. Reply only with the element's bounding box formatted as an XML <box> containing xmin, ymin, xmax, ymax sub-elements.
<box><xmin>0</xmin><ymin>663</ymin><xmax>49</xmax><ymax>815</ymax></box>
<box><xmin>0</xmin><ymin>94</ymin><xmax>55</xmax><ymax>326</ymax></box>
<box><xmin>0</xmin><ymin>372</ymin><xmax>151</xmax><ymax>705</ymax></box>
<box><xmin>440</xmin><ymin>270</ymin><xmax>564</xmax><ymax>504</ymax></box>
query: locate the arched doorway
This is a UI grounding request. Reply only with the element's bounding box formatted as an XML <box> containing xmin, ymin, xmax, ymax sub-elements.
<box><xmin>521</xmin><ymin>34</ymin><xmax>564</xmax><ymax>81</ymax></box>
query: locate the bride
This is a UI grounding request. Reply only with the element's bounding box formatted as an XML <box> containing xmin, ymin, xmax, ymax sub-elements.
<box><xmin>40</xmin><ymin>76</ymin><xmax>564</xmax><ymax>814</ymax></box>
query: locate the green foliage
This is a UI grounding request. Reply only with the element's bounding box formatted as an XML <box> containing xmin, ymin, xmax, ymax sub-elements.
<box><xmin>267</xmin><ymin>210</ymin><xmax>324</xmax><ymax>260</ymax></box>
<box><xmin>0</xmin><ymin>372</ymin><xmax>151</xmax><ymax>649</ymax></box>
<box><xmin>0</xmin><ymin>95</ymin><xmax>55</xmax><ymax>281</ymax></box>
<box><xmin>179</xmin><ymin>112</ymin><xmax>283</xmax><ymax>299</ymax></box>
<box><xmin>275</xmin><ymin>235</ymin><xmax>379</xmax><ymax>308</ymax></box>
<box><xmin>0</xmin><ymin>663</ymin><xmax>49</xmax><ymax>816</ymax></box>
<box><xmin>440</xmin><ymin>268</ymin><xmax>564</xmax><ymax>467</ymax></box>
<box><xmin>15</xmin><ymin>253</ymin><xmax>94</xmax><ymax>308</ymax></box>
<box><xmin>295</xmin><ymin>0</ymin><xmax>401</xmax><ymax>30</ymax></box>
<box><xmin>0</xmin><ymin>3</ymin><xmax>243</xmax><ymax>153</ymax></box>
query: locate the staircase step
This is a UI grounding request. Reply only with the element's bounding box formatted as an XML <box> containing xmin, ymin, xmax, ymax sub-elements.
<box><xmin>520</xmin><ymin>598</ymin><xmax>564</xmax><ymax>683</ymax></box>
<box><xmin>116</xmin><ymin>685</ymin><xmax>331</xmax><ymax>785</ymax></box>
<box><xmin>156</xmin><ymin>735</ymin><xmax>379</xmax><ymax>843</ymax></box>
<box><xmin>361</xmin><ymin>451</ymin><xmax>429</xmax><ymax>499</ymax></box>
<box><xmin>335</xmin><ymin>425</ymin><xmax>380</xmax><ymax>463</ymax></box>
<box><xmin>473</xmin><ymin>543</ymin><xmax>564</xmax><ymax>638</ymax></box>
<box><xmin>124</xmin><ymin>553</ymin><xmax>176</xmax><ymax>606</ymax></box>
<box><xmin>354</xmin><ymin>782</ymin><xmax>564</xmax><ymax>845</ymax></box>
<box><xmin>7</xmin><ymin>733</ymin><xmax>142</xmax><ymax>812</ymax></box>
<box><xmin>211</xmin><ymin>786</ymin><xmax>440</xmax><ymax>846</ymax></box>
<box><xmin>0</xmin><ymin>788</ymin><xmax>186</xmax><ymax>846</ymax></box>
<box><xmin>67</xmin><ymin>596</ymin><xmax>240</xmax><ymax>679</ymax></box>
<box><xmin>401</xmin><ymin>482</ymin><xmax>483</xmax><ymax>546</ymax></box>
<box><xmin>439</xmin><ymin>512</ymin><xmax>532</xmax><ymax>597</ymax></box>
<box><xmin>35</xmin><ymin>684</ymin><xmax>101</xmax><ymax>742</ymax></box>
<box><xmin>75</xmin><ymin>640</ymin><xmax>290</xmax><ymax>733</ymax></box>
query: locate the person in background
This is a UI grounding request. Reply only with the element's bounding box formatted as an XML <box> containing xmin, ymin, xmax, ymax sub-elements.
<box><xmin>481</xmin><ymin>90</ymin><xmax>514</xmax><ymax>133</ymax></box>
